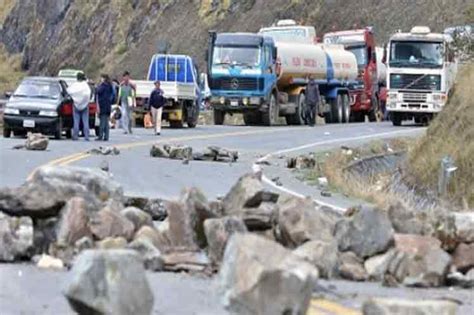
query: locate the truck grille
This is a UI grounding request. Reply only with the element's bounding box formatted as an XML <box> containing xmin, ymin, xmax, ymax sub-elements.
<box><xmin>390</xmin><ymin>74</ymin><xmax>441</xmax><ymax>91</ymax></box>
<box><xmin>402</xmin><ymin>92</ymin><xmax>427</xmax><ymax>103</ymax></box>
<box><xmin>210</xmin><ymin>77</ymin><xmax>258</xmax><ymax>91</ymax></box>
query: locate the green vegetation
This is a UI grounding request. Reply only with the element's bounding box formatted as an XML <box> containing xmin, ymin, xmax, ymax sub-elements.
<box><xmin>0</xmin><ymin>45</ymin><xmax>24</xmax><ymax>94</ymax></box>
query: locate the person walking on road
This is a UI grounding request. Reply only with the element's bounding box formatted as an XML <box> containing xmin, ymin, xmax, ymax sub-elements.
<box><xmin>95</xmin><ymin>74</ymin><xmax>115</xmax><ymax>141</ymax></box>
<box><xmin>68</xmin><ymin>72</ymin><xmax>91</xmax><ymax>141</ymax></box>
<box><xmin>148</xmin><ymin>80</ymin><xmax>166</xmax><ymax>135</ymax></box>
<box><xmin>305</xmin><ymin>74</ymin><xmax>320</xmax><ymax>127</ymax></box>
<box><xmin>117</xmin><ymin>71</ymin><xmax>136</xmax><ymax>134</ymax></box>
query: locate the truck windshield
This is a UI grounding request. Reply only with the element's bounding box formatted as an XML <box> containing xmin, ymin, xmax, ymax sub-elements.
<box><xmin>389</xmin><ymin>41</ymin><xmax>443</xmax><ymax>68</ymax></box>
<box><xmin>346</xmin><ymin>45</ymin><xmax>368</xmax><ymax>68</ymax></box>
<box><xmin>13</xmin><ymin>81</ymin><xmax>61</xmax><ymax>99</ymax></box>
<box><xmin>212</xmin><ymin>46</ymin><xmax>261</xmax><ymax>67</ymax></box>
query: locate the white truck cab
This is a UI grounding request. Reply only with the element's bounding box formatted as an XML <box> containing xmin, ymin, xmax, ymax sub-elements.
<box><xmin>386</xmin><ymin>26</ymin><xmax>457</xmax><ymax>126</ymax></box>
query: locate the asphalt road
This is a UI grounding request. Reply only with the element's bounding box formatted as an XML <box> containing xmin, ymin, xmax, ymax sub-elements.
<box><xmin>2</xmin><ymin>122</ymin><xmax>472</xmax><ymax>314</ymax></box>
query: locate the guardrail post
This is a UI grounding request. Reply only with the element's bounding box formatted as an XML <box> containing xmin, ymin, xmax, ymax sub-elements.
<box><xmin>438</xmin><ymin>155</ymin><xmax>457</xmax><ymax>197</ymax></box>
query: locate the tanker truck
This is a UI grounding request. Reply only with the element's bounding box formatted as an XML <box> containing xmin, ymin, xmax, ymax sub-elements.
<box><xmin>207</xmin><ymin>20</ymin><xmax>358</xmax><ymax>126</ymax></box>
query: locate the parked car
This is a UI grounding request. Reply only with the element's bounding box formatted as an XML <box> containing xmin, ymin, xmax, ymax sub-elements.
<box><xmin>3</xmin><ymin>76</ymin><xmax>97</xmax><ymax>139</ymax></box>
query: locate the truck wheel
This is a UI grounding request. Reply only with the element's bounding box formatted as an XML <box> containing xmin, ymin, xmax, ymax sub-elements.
<box><xmin>3</xmin><ymin>127</ymin><xmax>12</xmax><ymax>138</ymax></box>
<box><xmin>330</xmin><ymin>95</ymin><xmax>343</xmax><ymax>124</ymax></box>
<box><xmin>286</xmin><ymin>93</ymin><xmax>305</xmax><ymax>125</ymax></box>
<box><xmin>186</xmin><ymin>102</ymin><xmax>200</xmax><ymax>128</ymax></box>
<box><xmin>243</xmin><ymin>111</ymin><xmax>260</xmax><ymax>125</ymax></box>
<box><xmin>262</xmin><ymin>93</ymin><xmax>278</xmax><ymax>126</ymax></box>
<box><xmin>342</xmin><ymin>94</ymin><xmax>350</xmax><ymax>123</ymax></box>
<box><xmin>170</xmin><ymin>120</ymin><xmax>184</xmax><ymax>128</ymax></box>
<box><xmin>391</xmin><ymin>113</ymin><xmax>402</xmax><ymax>126</ymax></box>
<box><xmin>213</xmin><ymin>110</ymin><xmax>225</xmax><ymax>125</ymax></box>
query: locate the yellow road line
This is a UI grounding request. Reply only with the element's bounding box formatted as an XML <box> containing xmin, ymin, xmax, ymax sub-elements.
<box><xmin>308</xmin><ymin>299</ymin><xmax>361</xmax><ymax>315</ymax></box>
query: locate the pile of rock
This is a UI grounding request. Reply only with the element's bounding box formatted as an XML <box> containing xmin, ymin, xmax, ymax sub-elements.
<box><xmin>286</xmin><ymin>154</ymin><xmax>316</xmax><ymax>169</ymax></box>
<box><xmin>12</xmin><ymin>132</ymin><xmax>49</xmax><ymax>151</ymax></box>
<box><xmin>1</xmin><ymin>166</ymin><xmax>472</xmax><ymax>314</ymax></box>
<box><xmin>150</xmin><ymin>144</ymin><xmax>238</xmax><ymax>163</ymax></box>
<box><xmin>87</xmin><ymin>146</ymin><xmax>120</xmax><ymax>156</ymax></box>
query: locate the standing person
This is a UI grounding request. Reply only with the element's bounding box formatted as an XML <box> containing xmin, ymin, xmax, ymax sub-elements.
<box><xmin>95</xmin><ymin>74</ymin><xmax>115</xmax><ymax>141</ymax></box>
<box><xmin>68</xmin><ymin>72</ymin><xmax>91</xmax><ymax>141</ymax></box>
<box><xmin>148</xmin><ymin>81</ymin><xmax>166</xmax><ymax>135</ymax></box>
<box><xmin>305</xmin><ymin>74</ymin><xmax>320</xmax><ymax>127</ymax></box>
<box><xmin>117</xmin><ymin>71</ymin><xmax>136</xmax><ymax>134</ymax></box>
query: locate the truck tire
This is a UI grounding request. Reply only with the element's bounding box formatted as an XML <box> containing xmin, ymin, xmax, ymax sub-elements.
<box><xmin>342</xmin><ymin>94</ymin><xmax>350</xmax><ymax>123</ymax></box>
<box><xmin>243</xmin><ymin>111</ymin><xmax>260</xmax><ymax>125</ymax></box>
<box><xmin>213</xmin><ymin>110</ymin><xmax>225</xmax><ymax>125</ymax></box>
<box><xmin>187</xmin><ymin>104</ymin><xmax>199</xmax><ymax>128</ymax></box>
<box><xmin>286</xmin><ymin>93</ymin><xmax>305</xmax><ymax>125</ymax></box>
<box><xmin>330</xmin><ymin>95</ymin><xmax>343</xmax><ymax>124</ymax></box>
<box><xmin>391</xmin><ymin>113</ymin><xmax>402</xmax><ymax>126</ymax></box>
<box><xmin>170</xmin><ymin>120</ymin><xmax>184</xmax><ymax>128</ymax></box>
<box><xmin>261</xmin><ymin>93</ymin><xmax>278</xmax><ymax>126</ymax></box>
<box><xmin>3</xmin><ymin>127</ymin><xmax>12</xmax><ymax>138</ymax></box>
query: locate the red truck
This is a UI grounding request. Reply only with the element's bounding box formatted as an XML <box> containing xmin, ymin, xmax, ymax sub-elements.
<box><xmin>324</xmin><ymin>28</ymin><xmax>387</xmax><ymax>122</ymax></box>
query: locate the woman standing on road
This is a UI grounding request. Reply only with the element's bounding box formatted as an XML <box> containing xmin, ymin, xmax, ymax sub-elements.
<box><xmin>68</xmin><ymin>72</ymin><xmax>91</xmax><ymax>141</ymax></box>
<box><xmin>96</xmin><ymin>74</ymin><xmax>115</xmax><ymax>141</ymax></box>
<box><xmin>117</xmin><ymin>71</ymin><xmax>136</xmax><ymax>134</ymax></box>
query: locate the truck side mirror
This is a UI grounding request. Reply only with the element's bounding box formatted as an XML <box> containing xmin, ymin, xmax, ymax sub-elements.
<box><xmin>272</xmin><ymin>47</ymin><xmax>278</xmax><ymax>62</ymax></box>
<box><xmin>382</xmin><ymin>46</ymin><xmax>387</xmax><ymax>64</ymax></box>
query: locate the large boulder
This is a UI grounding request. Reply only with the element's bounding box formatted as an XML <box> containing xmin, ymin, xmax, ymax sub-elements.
<box><xmin>241</xmin><ymin>202</ymin><xmax>278</xmax><ymax>231</ymax></box>
<box><xmin>453</xmin><ymin>212</ymin><xmax>474</xmax><ymax>243</ymax></box>
<box><xmin>0</xmin><ymin>166</ymin><xmax>122</xmax><ymax>218</ymax></box>
<box><xmin>97</xmin><ymin>237</ymin><xmax>128</xmax><ymax>249</ymax></box>
<box><xmin>204</xmin><ymin>216</ymin><xmax>247</xmax><ymax>266</ymax></box>
<box><xmin>121</xmin><ymin>207</ymin><xmax>153</xmax><ymax>232</ymax></box>
<box><xmin>65</xmin><ymin>250</ymin><xmax>154</xmax><ymax>315</ymax></box>
<box><xmin>293</xmin><ymin>240</ymin><xmax>339</xmax><ymax>278</ymax></box>
<box><xmin>452</xmin><ymin>243</ymin><xmax>474</xmax><ymax>273</ymax></box>
<box><xmin>124</xmin><ymin>196</ymin><xmax>167</xmax><ymax>220</ymax></box>
<box><xmin>127</xmin><ymin>238</ymin><xmax>164</xmax><ymax>271</ymax></box>
<box><xmin>222</xmin><ymin>173</ymin><xmax>278</xmax><ymax>215</ymax></box>
<box><xmin>90</xmin><ymin>208</ymin><xmax>134</xmax><ymax>241</ymax></box>
<box><xmin>134</xmin><ymin>225</ymin><xmax>171</xmax><ymax>253</ymax></box>
<box><xmin>56</xmin><ymin>197</ymin><xmax>92</xmax><ymax>246</ymax></box>
<box><xmin>387</xmin><ymin>234</ymin><xmax>452</xmax><ymax>287</ymax></box>
<box><xmin>364</xmin><ymin>249</ymin><xmax>396</xmax><ymax>281</ymax></box>
<box><xmin>219</xmin><ymin>233</ymin><xmax>318</xmax><ymax>315</ymax></box>
<box><xmin>363</xmin><ymin>298</ymin><xmax>458</xmax><ymax>315</ymax></box>
<box><xmin>277</xmin><ymin>196</ymin><xmax>337</xmax><ymax>248</ymax></box>
<box><xmin>387</xmin><ymin>201</ymin><xmax>435</xmax><ymax>235</ymax></box>
<box><xmin>336</xmin><ymin>207</ymin><xmax>394</xmax><ymax>258</ymax></box>
<box><xmin>167</xmin><ymin>188</ymin><xmax>215</xmax><ymax>250</ymax></box>
<box><xmin>25</xmin><ymin>132</ymin><xmax>49</xmax><ymax>151</ymax></box>
<box><xmin>0</xmin><ymin>213</ymin><xmax>33</xmax><ymax>261</ymax></box>
<box><xmin>338</xmin><ymin>251</ymin><xmax>368</xmax><ymax>281</ymax></box>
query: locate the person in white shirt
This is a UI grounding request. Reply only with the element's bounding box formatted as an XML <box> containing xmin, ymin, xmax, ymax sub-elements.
<box><xmin>67</xmin><ymin>73</ymin><xmax>91</xmax><ymax>141</ymax></box>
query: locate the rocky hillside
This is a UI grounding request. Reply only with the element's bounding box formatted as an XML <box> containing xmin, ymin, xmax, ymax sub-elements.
<box><xmin>0</xmin><ymin>0</ymin><xmax>472</xmax><ymax>84</ymax></box>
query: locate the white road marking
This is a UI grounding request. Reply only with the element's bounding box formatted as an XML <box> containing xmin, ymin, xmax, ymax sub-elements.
<box><xmin>252</xmin><ymin>127</ymin><xmax>425</xmax><ymax>213</ymax></box>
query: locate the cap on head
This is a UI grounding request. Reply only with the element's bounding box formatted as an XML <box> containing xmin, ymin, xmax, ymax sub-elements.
<box><xmin>154</xmin><ymin>80</ymin><xmax>161</xmax><ymax>85</ymax></box>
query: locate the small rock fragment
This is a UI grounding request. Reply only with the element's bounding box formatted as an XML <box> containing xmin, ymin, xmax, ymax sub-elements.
<box><xmin>37</xmin><ymin>254</ymin><xmax>64</xmax><ymax>269</ymax></box>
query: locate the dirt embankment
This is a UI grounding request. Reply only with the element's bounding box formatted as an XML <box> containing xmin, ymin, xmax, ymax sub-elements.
<box><xmin>405</xmin><ymin>64</ymin><xmax>474</xmax><ymax>209</ymax></box>
<box><xmin>0</xmin><ymin>0</ymin><xmax>472</xmax><ymax>92</ymax></box>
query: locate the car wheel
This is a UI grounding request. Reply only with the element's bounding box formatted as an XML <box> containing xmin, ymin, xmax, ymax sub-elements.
<box><xmin>3</xmin><ymin>127</ymin><xmax>12</xmax><ymax>138</ymax></box>
<box><xmin>54</xmin><ymin>118</ymin><xmax>63</xmax><ymax>140</ymax></box>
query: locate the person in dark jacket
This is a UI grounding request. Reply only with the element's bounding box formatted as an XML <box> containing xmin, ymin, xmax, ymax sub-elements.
<box><xmin>95</xmin><ymin>74</ymin><xmax>115</xmax><ymax>141</ymax></box>
<box><xmin>148</xmin><ymin>81</ymin><xmax>166</xmax><ymax>135</ymax></box>
<box><xmin>305</xmin><ymin>74</ymin><xmax>320</xmax><ymax>127</ymax></box>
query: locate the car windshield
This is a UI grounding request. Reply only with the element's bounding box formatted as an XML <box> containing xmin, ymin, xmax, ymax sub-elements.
<box><xmin>347</xmin><ymin>45</ymin><xmax>368</xmax><ymax>68</ymax></box>
<box><xmin>390</xmin><ymin>41</ymin><xmax>443</xmax><ymax>68</ymax></box>
<box><xmin>212</xmin><ymin>46</ymin><xmax>261</xmax><ymax>67</ymax></box>
<box><xmin>13</xmin><ymin>81</ymin><xmax>61</xmax><ymax>99</ymax></box>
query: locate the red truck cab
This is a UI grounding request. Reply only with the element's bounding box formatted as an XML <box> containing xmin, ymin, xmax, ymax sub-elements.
<box><xmin>324</xmin><ymin>28</ymin><xmax>382</xmax><ymax>122</ymax></box>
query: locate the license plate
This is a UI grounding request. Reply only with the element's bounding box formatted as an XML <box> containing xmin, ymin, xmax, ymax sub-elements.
<box><xmin>230</xmin><ymin>100</ymin><xmax>239</xmax><ymax>107</ymax></box>
<box><xmin>23</xmin><ymin>120</ymin><xmax>35</xmax><ymax>128</ymax></box>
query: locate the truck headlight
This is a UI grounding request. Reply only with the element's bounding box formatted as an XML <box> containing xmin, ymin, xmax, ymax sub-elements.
<box><xmin>242</xmin><ymin>97</ymin><xmax>249</xmax><ymax>105</ymax></box>
<box><xmin>220</xmin><ymin>97</ymin><xmax>225</xmax><ymax>104</ymax></box>
<box><xmin>249</xmin><ymin>97</ymin><xmax>261</xmax><ymax>105</ymax></box>
<box><xmin>4</xmin><ymin>108</ymin><xmax>20</xmax><ymax>115</ymax></box>
<box><xmin>388</xmin><ymin>93</ymin><xmax>397</xmax><ymax>101</ymax></box>
<box><xmin>39</xmin><ymin>110</ymin><xmax>58</xmax><ymax>117</ymax></box>
<box><xmin>432</xmin><ymin>93</ymin><xmax>447</xmax><ymax>103</ymax></box>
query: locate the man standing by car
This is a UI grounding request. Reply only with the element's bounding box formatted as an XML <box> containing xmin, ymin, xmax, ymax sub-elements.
<box><xmin>68</xmin><ymin>72</ymin><xmax>91</xmax><ymax>140</ymax></box>
<box><xmin>96</xmin><ymin>74</ymin><xmax>115</xmax><ymax>141</ymax></box>
<box><xmin>305</xmin><ymin>74</ymin><xmax>320</xmax><ymax>127</ymax></box>
<box><xmin>148</xmin><ymin>80</ymin><xmax>166</xmax><ymax>135</ymax></box>
<box><xmin>117</xmin><ymin>71</ymin><xmax>136</xmax><ymax>134</ymax></box>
